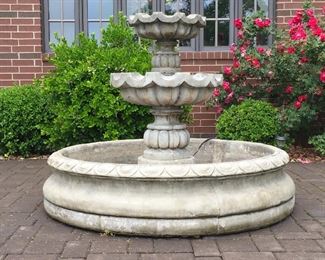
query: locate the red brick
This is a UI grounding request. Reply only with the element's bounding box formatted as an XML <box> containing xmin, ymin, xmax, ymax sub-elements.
<box><xmin>0</xmin><ymin>46</ymin><xmax>11</xmax><ymax>52</ymax></box>
<box><xmin>13</xmin><ymin>73</ymin><xmax>35</xmax><ymax>79</ymax></box>
<box><xmin>0</xmin><ymin>73</ymin><xmax>11</xmax><ymax>79</ymax></box>
<box><xmin>11</xmin><ymin>18</ymin><xmax>34</xmax><ymax>24</ymax></box>
<box><xmin>0</xmin><ymin>5</ymin><xmax>10</xmax><ymax>10</ymax></box>
<box><xmin>12</xmin><ymin>32</ymin><xmax>33</xmax><ymax>38</ymax></box>
<box><xmin>18</xmin><ymin>25</ymin><xmax>40</xmax><ymax>31</ymax></box>
<box><xmin>11</xmin><ymin>5</ymin><xmax>33</xmax><ymax>11</ymax></box>
<box><xmin>12</xmin><ymin>59</ymin><xmax>33</xmax><ymax>66</ymax></box>
<box><xmin>19</xmin><ymin>66</ymin><xmax>41</xmax><ymax>72</ymax></box>
<box><xmin>0</xmin><ymin>66</ymin><xmax>18</xmax><ymax>72</ymax></box>
<box><xmin>12</xmin><ymin>45</ymin><xmax>34</xmax><ymax>52</ymax></box>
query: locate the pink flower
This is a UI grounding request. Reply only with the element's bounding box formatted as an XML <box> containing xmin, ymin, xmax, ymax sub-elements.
<box><xmin>234</xmin><ymin>19</ymin><xmax>243</xmax><ymax>29</ymax></box>
<box><xmin>238</xmin><ymin>96</ymin><xmax>245</xmax><ymax>102</ymax></box>
<box><xmin>320</xmin><ymin>69</ymin><xmax>325</xmax><ymax>83</ymax></box>
<box><xmin>306</xmin><ymin>9</ymin><xmax>314</xmax><ymax>17</ymax></box>
<box><xmin>299</xmin><ymin>57</ymin><xmax>309</xmax><ymax>64</ymax></box>
<box><xmin>263</xmin><ymin>18</ymin><xmax>271</xmax><ymax>27</ymax></box>
<box><xmin>222</xmin><ymin>81</ymin><xmax>232</xmax><ymax>93</ymax></box>
<box><xmin>224</xmin><ymin>91</ymin><xmax>234</xmax><ymax>104</ymax></box>
<box><xmin>277</xmin><ymin>44</ymin><xmax>285</xmax><ymax>53</ymax></box>
<box><xmin>312</xmin><ymin>27</ymin><xmax>323</xmax><ymax>36</ymax></box>
<box><xmin>323</xmin><ymin>6</ymin><xmax>325</xmax><ymax>15</ymax></box>
<box><xmin>215</xmin><ymin>105</ymin><xmax>223</xmax><ymax>115</ymax></box>
<box><xmin>294</xmin><ymin>100</ymin><xmax>302</xmax><ymax>109</ymax></box>
<box><xmin>266</xmin><ymin>87</ymin><xmax>273</xmax><ymax>93</ymax></box>
<box><xmin>233</xmin><ymin>59</ymin><xmax>240</xmax><ymax>68</ymax></box>
<box><xmin>284</xmin><ymin>85</ymin><xmax>293</xmax><ymax>94</ymax></box>
<box><xmin>288</xmin><ymin>16</ymin><xmax>302</xmax><ymax>27</ymax></box>
<box><xmin>308</xmin><ymin>17</ymin><xmax>318</xmax><ymax>29</ymax></box>
<box><xmin>230</xmin><ymin>43</ymin><xmax>237</xmax><ymax>53</ymax></box>
<box><xmin>237</xmin><ymin>30</ymin><xmax>244</xmax><ymax>39</ymax></box>
<box><xmin>251</xmin><ymin>58</ymin><xmax>261</xmax><ymax>68</ymax></box>
<box><xmin>287</xmin><ymin>47</ymin><xmax>296</xmax><ymax>54</ymax></box>
<box><xmin>298</xmin><ymin>94</ymin><xmax>308</xmax><ymax>102</ymax></box>
<box><xmin>254</xmin><ymin>18</ymin><xmax>264</xmax><ymax>28</ymax></box>
<box><xmin>213</xmin><ymin>88</ymin><xmax>220</xmax><ymax>97</ymax></box>
<box><xmin>291</xmin><ymin>26</ymin><xmax>307</xmax><ymax>40</ymax></box>
<box><xmin>224</xmin><ymin>66</ymin><xmax>232</xmax><ymax>75</ymax></box>
<box><xmin>296</xmin><ymin>10</ymin><xmax>304</xmax><ymax>17</ymax></box>
<box><xmin>239</xmin><ymin>46</ymin><xmax>246</xmax><ymax>54</ymax></box>
<box><xmin>257</xmin><ymin>47</ymin><xmax>265</xmax><ymax>54</ymax></box>
<box><xmin>320</xmin><ymin>33</ymin><xmax>325</xmax><ymax>42</ymax></box>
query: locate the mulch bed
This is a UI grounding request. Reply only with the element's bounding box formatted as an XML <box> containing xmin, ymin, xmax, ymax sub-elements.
<box><xmin>288</xmin><ymin>145</ymin><xmax>324</xmax><ymax>163</ymax></box>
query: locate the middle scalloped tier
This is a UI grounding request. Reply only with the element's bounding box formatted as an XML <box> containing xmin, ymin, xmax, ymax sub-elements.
<box><xmin>110</xmin><ymin>72</ymin><xmax>223</xmax><ymax>106</ymax></box>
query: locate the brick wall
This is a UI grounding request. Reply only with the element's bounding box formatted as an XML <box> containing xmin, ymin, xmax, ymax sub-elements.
<box><xmin>0</xmin><ymin>0</ymin><xmax>324</xmax><ymax>136</ymax></box>
<box><xmin>0</xmin><ymin>0</ymin><xmax>52</xmax><ymax>87</ymax></box>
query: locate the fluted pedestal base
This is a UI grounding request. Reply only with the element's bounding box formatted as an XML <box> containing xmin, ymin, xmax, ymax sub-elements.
<box><xmin>141</xmin><ymin>107</ymin><xmax>193</xmax><ymax>164</ymax></box>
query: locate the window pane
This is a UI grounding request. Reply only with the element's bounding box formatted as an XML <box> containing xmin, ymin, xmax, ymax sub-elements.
<box><xmin>49</xmin><ymin>22</ymin><xmax>61</xmax><ymax>43</ymax></box>
<box><xmin>102</xmin><ymin>0</ymin><xmax>114</xmax><ymax>18</ymax></box>
<box><xmin>63</xmin><ymin>22</ymin><xmax>75</xmax><ymax>44</ymax></box>
<box><xmin>49</xmin><ymin>0</ymin><xmax>61</xmax><ymax>19</ymax></box>
<box><xmin>204</xmin><ymin>20</ymin><xmax>215</xmax><ymax>46</ymax></box>
<box><xmin>127</xmin><ymin>0</ymin><xmax>152</xmax><ymax>15</ymax></box>
<box><xmin>218</xmin><ymin>20</ymin><xmax>229</xmax><ymax>46</ymax></box>
<box><xmin>165</xmin><ymin>0</ymin><xmax>191</xmax><ymax>15</ymax></box>
<box><xmin>88</xmin><ymin>22</ymin><xmax>101</xmax><ymax>39</ymax></box>
<box><xmin>88</xmin><ymin>0</ymin><xmax>101</xmax><ymax>19</ymax></box>
<box><xmin>243</xmin><ymin>0</ymin><xmax>254</xmax><ymax>16</ymax></box>
<box><xmin>257</xmin><ymin>0</ymin><xmax>268</xmax><ymax>15</ymax></box>
<box><xmin>218</xmin><ymin>0</ymin><xmax>229</xmax><ymax>18</ymax></box>
<box><xmin>256</xmin><ymin>32</ymin><xmax>268</xmax><ymax>45</ymax></box>
<box><xmin>204</xmin><ymin>0</ymin><xmax>215</xmax><ymax>18</ymax></box>
<box><xmin>63</xmin><ymin>0</ymin><xmax>74</xmax><ymax>19</ymax></box>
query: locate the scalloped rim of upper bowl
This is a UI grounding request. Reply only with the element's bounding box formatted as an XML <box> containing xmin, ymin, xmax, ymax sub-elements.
<box><xmin>128</xmin><ymin>12</ymin><xmax>206</xmax><ymax>27</ymax></box>
<box><xmin>110</xmin><ymin>72</ymin><xmax>223</xmax><ymax>89</ymax></box>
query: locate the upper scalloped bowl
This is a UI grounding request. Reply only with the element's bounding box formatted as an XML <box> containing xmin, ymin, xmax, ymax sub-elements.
<box><xmin>110</xmin><ymin>72</ymin><xmax>223</xmax><ymax>106</ymax></box>
<box><xmin>128</xmin><ymin>12</ymin><xmax>206</xmax><ymax>41</ymax></box>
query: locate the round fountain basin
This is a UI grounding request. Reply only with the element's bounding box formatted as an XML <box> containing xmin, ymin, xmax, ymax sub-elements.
<box><xmin>43</xmin><ymin>138</ymin><xmax>295</xmax><ymax>236</ymax></box>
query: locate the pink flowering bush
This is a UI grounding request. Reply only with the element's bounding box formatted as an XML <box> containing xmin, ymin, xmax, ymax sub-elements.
<box><xmin>211</xmin><ymin>0</ymin><xmax>325</xmax><ymax>142</ymax></box>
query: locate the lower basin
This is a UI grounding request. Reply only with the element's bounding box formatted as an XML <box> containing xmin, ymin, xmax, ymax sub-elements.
<box><xmin>43</xmin><ymin>138</ymin><xmax>295</xmax><ymax>236</ymax></box>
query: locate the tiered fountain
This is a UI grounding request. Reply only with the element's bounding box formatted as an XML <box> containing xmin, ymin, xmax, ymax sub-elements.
<box><xmin>43</xmin><ymin>12</ymin><xmax>295</xmax><ymax>236</ymax></box>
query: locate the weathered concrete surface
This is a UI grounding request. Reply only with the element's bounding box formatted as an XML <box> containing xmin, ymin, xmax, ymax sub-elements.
<box><xmin>43</xmin><ymin>139</ymin><xmax>294</xmax><ymax>236</ymax></box>
<box><xmin>0</xmin><ymin>160</ymin><xmax>324</xmax><ymax>259</ymax></box>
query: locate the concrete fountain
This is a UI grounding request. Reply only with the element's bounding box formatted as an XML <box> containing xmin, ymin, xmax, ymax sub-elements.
<box><xmin>43</xmin><ymin>12</ymin><xmax>295</xmax><ymax>236</ymax></box>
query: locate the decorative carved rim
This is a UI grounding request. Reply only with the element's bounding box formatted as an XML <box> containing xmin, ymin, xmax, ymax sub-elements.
<box><xmin>110</xmin><ymin>72</ymin><xmax>223</xmax><ymax>89</ymax></box>
<box><xmin>47</xmin><ymin>139</ymin><xmax>289</xmax><ymax>179</ymax></box>
<box><xmin>128</xmin><ymin>12</ymin><xmax>206</xmax><ymax>27</ymax></box>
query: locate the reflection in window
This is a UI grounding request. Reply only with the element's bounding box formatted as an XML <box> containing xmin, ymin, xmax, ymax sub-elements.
<box><xmin>204</xmin><ymin>0</ymin><xmax>230</xmax><ymax>47</ymax></box>
<box><xmin>88</xmin><ymin>0</ymin><xmax>113</xmax><ymax>39</ymax></box>
<box><xmin>165</xmin><ymin>0</ymin><xmax>191</xmax><ymax>15</ymax></box>
<box><xmin>127</xmin><ymin>0</ymin><xmax>152</xmax><ymax>15</ymax></box>
<box><xmin>164</xmin><ymin>0</ymin><xmax>191</xmax><ymax>46</ymax></box>
<box><xmin>48</xmin><ymin>0</ymin><xmax>75</xmax><ymax>44</ymax></box>
<box><xmin>243</xmin><ymin>0</ymin><xmax>269</xmax><ymax>45</ymax></box>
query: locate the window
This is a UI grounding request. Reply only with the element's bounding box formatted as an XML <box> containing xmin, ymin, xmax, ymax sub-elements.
<box><xmin>239</xmin><ymin>0</ymin><xmax>274</xmax><ymax>46</ymax></box>
<box><xmin>43</xmin><ymin>0</ymin><xmax>153</xmax><ymax>52</ymax></box>
<box><xmin>202</xmin><ymin>0</ymin><xmax>233</xmax><ymax>49</ymax></box>
<box><xmin>43</xmin><ymin>0</ymin><xmax>274</xmax><ymax>52</ymax></box>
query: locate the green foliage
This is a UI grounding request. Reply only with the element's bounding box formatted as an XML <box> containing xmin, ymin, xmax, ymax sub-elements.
<box><xmin>216</xmin><ymin>100</ymin><xmax>280</xmax><ymax>144</ymax></box>
<box><xmin>309</xmin><ymin>133</ymin><xmax>325</xmax><ymax>156</ymax></box>
<box><xmin>0</xmin><ymin>84</ymin><xmax>51</xmax><ymax>156</ymax></box>
<box><xmin>40</xmin><ymin>14</ymin><xmax>153</xmax><ymax>150</ymax></box>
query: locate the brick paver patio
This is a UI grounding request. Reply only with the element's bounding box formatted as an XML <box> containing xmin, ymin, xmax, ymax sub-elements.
<box><xmin>0</xmin><ymin>160</ymin><xmax>324</xmax><ymax>260</ymax></box>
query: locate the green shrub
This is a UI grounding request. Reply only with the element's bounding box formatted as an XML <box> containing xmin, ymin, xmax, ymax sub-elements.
<box><xmin>40</xmin><ymin>14</ymin><xmax>153</xmax><ymax>150</ymax></box>
<box><xmin>309</xmin><ymin>133</ymin><xmax>325</xmax><ymax>156</ymax></box>
<box><xmin>216</xmin><ymin>99</ymin><xmax>280</xmax><ymax>144</ymax></box>
<box><xmin>0</xmin><ymin>84</ymin><xmax>51</xmax><ymax>156</ymax></box>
